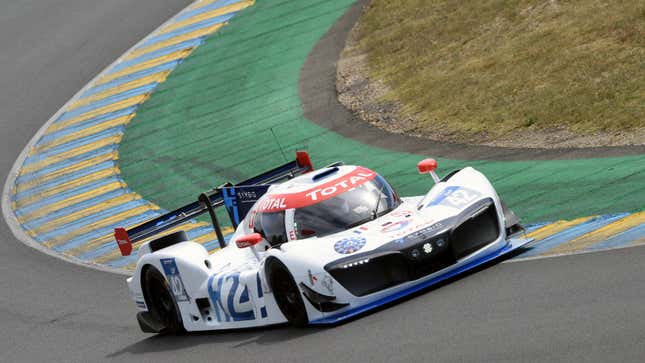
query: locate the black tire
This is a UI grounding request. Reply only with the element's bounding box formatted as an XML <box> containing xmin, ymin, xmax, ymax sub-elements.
<box><xmin>267</xmin><ymin>260</ymin><xmax>308</xmax><ymax>328</ymax></box>
<box><xmin>142</xmin><ymin>266</ymin><xmax>185</xmax><ymax>334</ymax></box>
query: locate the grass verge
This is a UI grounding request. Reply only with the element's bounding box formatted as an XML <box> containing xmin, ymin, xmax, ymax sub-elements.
<box><xmin>357</xmin><ymin>0</ymin><xmax>644</xmax><ymax>138</ymax></box>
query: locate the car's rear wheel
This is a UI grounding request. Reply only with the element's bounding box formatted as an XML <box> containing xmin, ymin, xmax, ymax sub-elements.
<box><xmin>267</xmin><ymin>260</ymin><xmax>308</xmax><ymax>327</ymax></box>
<box><xmin>143</xmin><ymin>266</ymin><xmax>184</xmax><ymax>334</ymax></box>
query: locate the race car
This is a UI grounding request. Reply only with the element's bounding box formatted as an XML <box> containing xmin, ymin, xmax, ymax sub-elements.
<box><xmin>114</xmin><ymin>151</ymin><xmax>531</xmax><ymax>333</ymax></box>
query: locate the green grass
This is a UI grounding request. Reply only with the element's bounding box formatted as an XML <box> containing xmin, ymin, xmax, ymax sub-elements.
<box><xmin>358</xmin><ymin>0</ymin><xmax>645</xmax><ymax>136</ymax></box>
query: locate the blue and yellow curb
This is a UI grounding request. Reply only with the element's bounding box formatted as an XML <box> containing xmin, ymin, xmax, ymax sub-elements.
<box><xmin>3</xmin><ymin>0</ymin><xmax>254</xmax><ymax>273</ymax></box>
<box><xmin>512</xmin><ymin>211</ymin><xmax>645</xmax><ymax>260</ymax></box>
<box><xmin>2</xmin><ymin>0</ymin><xmax>644</xmax><ymax>274</ymax></box>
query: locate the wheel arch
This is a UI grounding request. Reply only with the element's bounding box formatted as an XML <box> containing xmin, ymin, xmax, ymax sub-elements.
<box><xmin>139</xmin><ymin>263</ymin><xmax>157</xmax><ymax>308</ymax></box>
<box><xmin>263</xmin><ymin>256</ymin><xmax>285</xmax><ymax>291</ymax></box>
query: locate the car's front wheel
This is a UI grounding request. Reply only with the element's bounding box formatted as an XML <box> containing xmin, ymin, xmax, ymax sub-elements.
<box><xmin>267</xmin><ymin>260</ymin><xmax>308</xmax><ymax>327</ymax></box>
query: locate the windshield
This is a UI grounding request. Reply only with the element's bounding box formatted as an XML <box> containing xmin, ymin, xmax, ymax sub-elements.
<box><xmin>251</xmin><ymin>174</ymin><xmax>400</xmax><ymax>245</ymax></box>
<box><xmin>293</xmin><ymin>175</ymin><xmax>399</xmax><ymax>239</ymax></box>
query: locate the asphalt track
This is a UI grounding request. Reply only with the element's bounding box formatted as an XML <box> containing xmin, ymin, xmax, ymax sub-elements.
<box><xmin>1</xmin><ymin>1</ymin><xmax>645</xmax><ymax>362</ymax></box>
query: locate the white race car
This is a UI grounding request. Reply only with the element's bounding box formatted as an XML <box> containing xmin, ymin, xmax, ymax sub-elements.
<box><xmin>114</xmin><ymin>152</ymin><xmax>531</xmax><ymax>333</ymax></box>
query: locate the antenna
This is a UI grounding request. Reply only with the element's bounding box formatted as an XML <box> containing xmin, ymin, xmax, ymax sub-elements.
<box><xmin>269</xmin><ymin>127</ymin><xmax>288</xmax><ymax>163</ymax></box>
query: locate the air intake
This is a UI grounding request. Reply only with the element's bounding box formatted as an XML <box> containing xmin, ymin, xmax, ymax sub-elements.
<box><xmin>312</xmin><ymin>167</ymin><xmax>339</xmax><ymax>181</ymax></box>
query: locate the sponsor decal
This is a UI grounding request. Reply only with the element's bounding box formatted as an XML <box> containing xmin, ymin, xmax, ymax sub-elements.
<box><xmin>256</xmin><ymin>197</ymin><xmax>288</xmax><ymax>212</ymax></box>
<box><xmin>352</xmin><ymin>226</ymin><xmax>369</xmax><ymax>235</ymax></box>
<box><xmin>256</xmin><ymin>167</ymin><xmax>377</xmax><ymax>212</ymax></box>
<box><xmin>334</xmin><ymin>236</ymin><xmax>367</xmax><ymax>254</ymax></box>
<box><xmin>160</xmin><ymin>258</ymin><xmax>189</xmax><ymax>302</ymax></box>
<box><xmin>381</xmin><ymin>220</ymin><xmax>410</xmax><ymax>233</ymax></box>
<box><xmin>308</xmin><ymin>269</ymin><xmax>318</xmax><ymax>285</ymax></box>
<box><xmin>207</xmin><ymin>272</ymin><xmax>267</xmax><ymax>322</ymax></box>
<box><xmin>393</xmin><ymin>221</ymin><xmax>445</xmax><ymax>244</ymax></box>
<box><xmin>222</xmin><ymin>185</ymin><xmax>271</xmax><ymax>226</ymax></box>
<box><xmin>322</xmin><ymin>275</ymin><xmax>334</xmax><ymax>295</ymax></box>
<box><xmin>389</xmin><ymin>209</ymin><xmax>414</xmax><ymax>218</ymax></box>
<box><xmin>426</xmin><ymin>186</ymin><xmax>481</xmax><ymax>209</ymax></box>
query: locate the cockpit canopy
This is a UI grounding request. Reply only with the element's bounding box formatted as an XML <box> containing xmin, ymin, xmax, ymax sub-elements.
<box><xmin>249</xmin><ymin>171</ymin><xmax>400</xmax><ymax>245</ymax></box>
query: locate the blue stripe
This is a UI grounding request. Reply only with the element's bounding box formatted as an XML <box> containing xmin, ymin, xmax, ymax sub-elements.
<box><xmin>524</xmin><ymin>222</ymin><xmax>549</xmax><ymax>232</ymax></box>
<box><xmin>13</xmin><ymin>160</ymin><xmax>115</xmax><ymax>202</ymax></box>
<box><xmin>201</xmin><ymin>239</ymin><xmax>222</xmax><ymax>252</ymax></box>
<box><xmin>139</xmin><ymin>14</ymin><xmax>234</xmax><ymax>48</ymax></box>
<box><xmin>22</xmin><ymin>126</ymin><xmax>124</xmax><ymax>166</ymax></box>
<box><xmin>32</xmin><ymin>200</ymin><xmax>149</xmax><ymax>241</ymax></box>
<box><xmin>15</xmin><ymin>176</ymin><xmax>123</xmax><ymax>216</ymax></box>
<box><xmin>175</xmin><ymin>0</ymin><xmax>244</xmax><ymax>21</ymax></box>
<box><xmin>106</xmin><ymin>226</ymin><xmax>216</xmax><ymax>267</ymax></box>
<box><xmin>202</xmin><ymin>233</ymin><xmax>233</xmax><ymax>252</ymax></box>
<box><xmin>508</xmin><ymin>223</ymin><xmax>549</xmax><ymax>260</ymax></box>
<box><xmin>55</xmin><ymin>84</ymin><xmax>155</xmax><ymax>123</ymax></box>
<box><xmin>81</xmin><ymin>62</ymin><xmax>178</xmax><ymax>97</ymax></box>
<box><xmin>39</xmin><ymin>107</ymin><xmax>137</xmax><ymax>145</ymax></box>
<box><xmin>52</xmin><ymin>210</ymin><xmax>162</xmax><ymax>252</ymax></box>
<box><xmin>587</xmin><ymin>223</ymin><xmax>645</xmax><ymax>251</ymax></box>
<box><xmin>15</xmin><ymin>145</ymin><xmax>117</xmax><ymax>187</ymax></box>
<box><xmin>519</xmin><ymin>214</ymin><xmax>630</xmax><ymax>257</ymax></box>
<box><xmin>22</xmin><ymin>189</ymin><xmax>128</xmax><ymax>229</ymax></box>
<box><xmin>108</xmin><ymin>38</ymin><xmax>205</xmax><ymax>74</ymax></box>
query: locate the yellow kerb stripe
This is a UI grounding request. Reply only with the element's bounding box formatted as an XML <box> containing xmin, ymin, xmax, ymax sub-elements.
<box><xmin>158</xmin><ymin>0</ymin><xmax>254</xmax><ymax>35</ymax></box>
<box><xmin>53</xmin><ymin>94</ymin><xmax>148</xmax><ymax>130</ymax></box>
<box><xmin>45</xmin><ymin>114</ymin><xmax>134</xmax><ymax>136</ymax></box>
<box><xmin>127</xmin><ymin>23</ymin><xmax>225</xmax><ymax>60</ymax></box>
<box><xmin>92</xmin><ymin>222</ymin><xmax>213</xmax><ymax>263</ymax></box>
<box><xmin>95</xmin><ymin>48</ymin><xmax>194</xmax><ymax>85</ymax></box>
<box><xmin>525</xmin><ymin>216</ymin><xmax>595</xmax><ymax>242</ymax></box>
<box><xmin>66</xmin><ymin>219</ymin><xmax>204</xmax><ymax>257</ymax></box>
<box><xmin>194</xmin><ymin>226</ymin><xmax>234</xmax><ymax>244</ymax></box>
<box><xmin>186</xmin><ymin>0</ymin><xmax>227</xmax><ymax>11</ymax></box>
<box><xmin>32</xmin><ymin>117</ymin><xmax>130</xmax><ymax>155</ymax></box>
<box><xmin>18</xmin><ymin>135</ymin><xmax>122</xmax><ymax>176</ymax></box>
<box><xmin>631</xmin><ymin>236</ymin><xmax>645</xmax><ymax>246</ymax></box>
<box><xmin>16</xmin><ymin>181</ymin><xmax>125</xmax><ymax>223</ymax></box>
<box><xmin>66</xmin><ymin>72</ymin><xmax>170</xmax><ymax>111</ymax></box>
<box><xmin>44</xmin><ymin>205</ymin><xmax>160</xmax><ymax>248</ymax></box>
<box><xmin>546</xmin><ymin>212</ymin><xmax>645</xmax><ymax>255</ymax></box>
<box><xmin>14</xmin><ymin>152</ymin><xmax>117</xmax><ymax>195</ymax></box>
<box><xmin>15</xmin><ymin>168</ymin><xmax>119</xmax><ymax>207</ymax></box>
<box><xmin>29</xmin><ymin>193</ymin><xmax>142</xmax><ymax>235</ymax></box>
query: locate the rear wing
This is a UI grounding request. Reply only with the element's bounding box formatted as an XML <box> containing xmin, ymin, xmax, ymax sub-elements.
<box><xmin>114</xmin><ymin>151</ymin><xmax>313</xmax><ymax>256</ymax></box>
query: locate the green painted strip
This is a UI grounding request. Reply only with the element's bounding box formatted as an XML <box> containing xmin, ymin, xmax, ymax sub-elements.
<box><xmin>119</xmin><ymin>0</ymin><xmax>645</xmax><ymax>228</ymax></box>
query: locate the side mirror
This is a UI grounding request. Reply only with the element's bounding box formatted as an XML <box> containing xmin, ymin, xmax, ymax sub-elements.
<box><xmin>236</xmin><ymin>233</ymin><xmax>263</xmax><ymax>248</ymax></box>
<box><xmin>417</xmin><ymin>158</ymin><xmax>440</xmax><ymax>184</ymax></box>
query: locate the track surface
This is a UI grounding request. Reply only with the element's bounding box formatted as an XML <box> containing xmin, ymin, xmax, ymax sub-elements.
<box><xmin>1</xmin><ymin>1</ymin><xmax>644</xmax><ymax>362</ymax></box>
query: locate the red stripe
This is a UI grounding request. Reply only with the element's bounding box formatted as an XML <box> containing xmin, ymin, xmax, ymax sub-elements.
<box><xmin>256</xmin><ymin>166</ymin><xmax>377</xmax><ymax>212</ymax></box>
